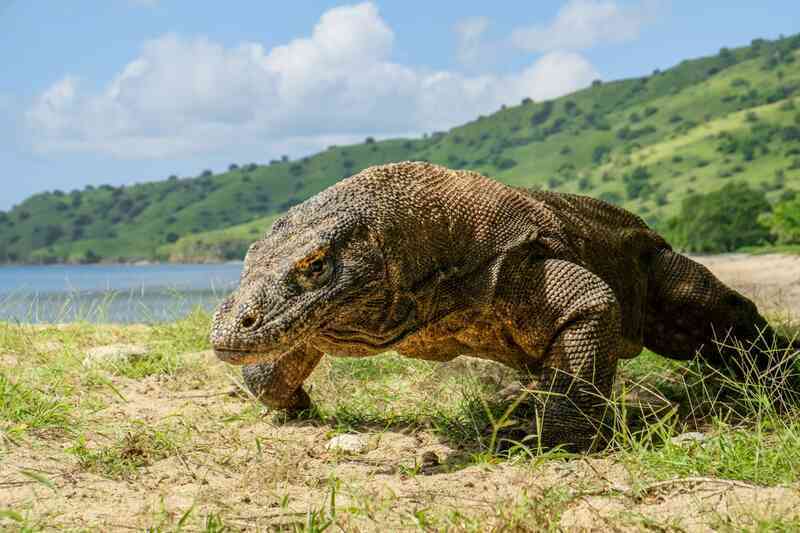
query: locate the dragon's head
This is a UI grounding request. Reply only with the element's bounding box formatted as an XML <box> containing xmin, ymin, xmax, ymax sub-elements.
<box><xmin>210</xmin><ymin>191</ymin><xmax>385</xmax><ymax>365</ymax></box>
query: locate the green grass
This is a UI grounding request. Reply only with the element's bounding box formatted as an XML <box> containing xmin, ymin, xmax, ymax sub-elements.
<box><xmin>67</xmin><ymin>422</ymin><xmax>186</xmax><ymax>480</ymax></box>
<box><xmin>2</xmin><ymin>34</ymin><xmax>800</xmax><ymax>263</ymax></box>
<box><xmin>0</xmin><ymin>373</ymin><xmax>73</xmax><ymax>439</ymax></box>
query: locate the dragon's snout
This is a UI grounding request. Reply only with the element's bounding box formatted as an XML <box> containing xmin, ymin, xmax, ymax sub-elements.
<box><xmin>210</xmin><ymin>294</ymin><xmax>260</xmax><ymax>363</ymax></box>
<box><xmin>209</xmin><ymin>291</ymin><xmax>296</xmax><ymax>366</ymax></box>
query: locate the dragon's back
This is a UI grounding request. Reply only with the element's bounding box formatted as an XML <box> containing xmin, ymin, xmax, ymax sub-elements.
<box><xmin>518</xmin><ymin>188</ymin><xmax>651</xmax><ymax>237</ymax></box>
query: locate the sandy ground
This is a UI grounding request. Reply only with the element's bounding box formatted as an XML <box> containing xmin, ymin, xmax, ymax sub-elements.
<box><xmin>691</xmin><ymin>253</ymin><xmax>800</xmax><ymax>319</ymax></box>
<box><xmin>4</xmin><ymin>357</ymin><xmax>798</xmax><ymax>531</ymax></box>
<box><xmin>1</xmin><ymin>253</ymin><xmax>799</xmax><ymax>531</ymax></box>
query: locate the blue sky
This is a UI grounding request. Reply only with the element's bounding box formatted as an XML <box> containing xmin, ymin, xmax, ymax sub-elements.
<box><xmin>1</xmin><ymin>1</ymin><xmax>798</xmax><ymax>210</ymax></box>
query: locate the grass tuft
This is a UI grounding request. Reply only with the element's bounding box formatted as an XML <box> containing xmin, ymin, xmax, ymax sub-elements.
<box><xmin>0</xmin><ymin>373</ymin><xmax>73</xmax><ymax>438</ymax></box>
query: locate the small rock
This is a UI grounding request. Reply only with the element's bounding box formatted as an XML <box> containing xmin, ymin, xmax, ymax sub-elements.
<box><xmin>83</xmin><ymin>344</ymin><xmax>149</xmax><ymax>368</ymax></box>
<box><xmin>670</xmin><ymin>431</ymin><xmax>708</xmax><ymax>445</ymax></box>
<box><xmin>419</xmin><ymin>450</ymin><xmax>441</xmax><ymax>475</ymax></box>
<box><xmin>34</xmin><ymin>341</ymin><xmax>63</xmax><ymax>354</ymax></box>
<box><xmin>370</xmin><ymin>465</ymin><xmax>397</xmax><ymax>476</ymax></box>
<box><xmin>326</xmin><ymin>434</ymin><xmax>368</xmax><ymax>454</ymax></box>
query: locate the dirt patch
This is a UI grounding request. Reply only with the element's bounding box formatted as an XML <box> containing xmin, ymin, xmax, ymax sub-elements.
<box><xmin>3</xmin><ymin>360</ymin><xmax>799</xmax><ymax>531</ymax></box>
<box><xmin>692</xmin><ymin>253</ymin><xmax>800</xmax><ymax>319</ymax></box>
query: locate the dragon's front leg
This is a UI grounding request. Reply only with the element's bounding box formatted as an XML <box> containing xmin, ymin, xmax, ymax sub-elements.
<box><xmin>500</xmin><ymin>259</ymin><xmax>622</xmax><ymax>452</ymax></box>
<box><xmin>242</xmin><ymin>345</ymin><xmax>323</xmax><ymax>411</ymax></box>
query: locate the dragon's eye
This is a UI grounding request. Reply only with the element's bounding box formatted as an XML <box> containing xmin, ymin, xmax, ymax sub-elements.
<box><xmin>294</xmin><ymin>249</ymin><xmax>333</xmax><ymax>289</ymax></box>
<box><xmin>308</xmin><ymin>257</ymin><xmax>325</xmax><ymax>274</ymax></box>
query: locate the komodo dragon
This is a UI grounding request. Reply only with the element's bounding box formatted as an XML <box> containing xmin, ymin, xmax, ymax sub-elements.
<box><xmin>211</xmin><ymin>161</ymin><xmax>797</xmax><ymax>451</ymax></box>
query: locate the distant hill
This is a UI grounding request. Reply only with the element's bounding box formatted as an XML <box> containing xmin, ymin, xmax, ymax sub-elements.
<box><xmin>2</xmin><ymin>34</ymin><xmax>800</xmax><ymax>264</ymax></box>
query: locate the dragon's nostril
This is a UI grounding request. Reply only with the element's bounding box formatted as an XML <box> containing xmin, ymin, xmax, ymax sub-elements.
<box><xmin>241</xmin><ymin>315</ymin><xmax>259</xmax><ymax>330</ymax></box>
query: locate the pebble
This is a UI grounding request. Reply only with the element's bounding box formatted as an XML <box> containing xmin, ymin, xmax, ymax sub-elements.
<box><xmin>669</xmin><ymin>431</ymin><xmax>708</xmax><ymax>445</ymax></box>
<box><xmin>326</xmin><ymin>434</ymin><xmax>368</xmax><ymax>454</ymax></box>
<box><xmin>82</xmin><ymin>343</ymin><xmax>149</xmax><ymax>367</ymax></box>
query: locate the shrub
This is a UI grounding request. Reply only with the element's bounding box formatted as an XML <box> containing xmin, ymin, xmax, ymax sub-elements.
<box><xmin>75</xmin><ymin>214</ymin><xmax>93</xmax><ymax>226</ymax></box>
<box><xmin>83</xmin><ymin>249</ymin><xmax>102</xmax><ymax>264</ymax></box>
<box><xmin>598</xmin><ymin>191</ymin><xmax>622</xmax><ymax>205</ymax></box>
<box><xmin>592</xmin><ymin>145</ymin><xmax>611</xmax><ymax>164</ymax></box>
<box><xmin>617</xmin><ymin>125</ymin><xmax>656</xmax><ymax>141</ymax></box>
<box><xmin>494</xmin><ymin>157</ymin><xmax>517</xmax><ymax>170</ymax></box>
<box><xmin>763</xmin><ymin>194</ymin><xmax>800</xmax><ymax>244</ymax></box>
<box><xmin>623</xmin><ymin>166</ymin><xmax>653</xmax><ymax>199</ymax></box>
<box><xmin>42</xmin><ymin>225</ymin><xmax>64</xmax><ymax>246</ymax></box>
<box><xmin>782</xmin><ymin>126</ymin><xmax>800</xmax><ymax>142</ymax></box>
<box><xmin>530</xmin><ymin>101</ymin><xmax>554</xmax><ymax>126</ymax></box>
<box><xmin>643</xmin><ymin>106</ymin><xmax>659</xmax><ymax>117</ymax></box>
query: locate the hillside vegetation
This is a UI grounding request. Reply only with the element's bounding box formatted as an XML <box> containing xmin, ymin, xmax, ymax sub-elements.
<box><xmin>3</xmin><ymin>34</ymin><xmax>800</xmax><ymax>264</ymax></box>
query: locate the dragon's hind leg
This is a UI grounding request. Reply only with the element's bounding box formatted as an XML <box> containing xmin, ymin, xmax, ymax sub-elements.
<box><xmin>644</xmin><ymin>249</ymin><xmax>797</xmax><ymax>376</ymax></box>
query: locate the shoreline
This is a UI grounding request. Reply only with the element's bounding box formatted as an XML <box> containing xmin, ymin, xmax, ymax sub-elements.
<box><xmin>1</xmin><ymin>253</ymin><xmax>798</xmax><ymax>325</ymax></box>
<box><xmin>1</xmin><ymin>249</ymin><xmax>799</xmax><ymax>268</ymax></box>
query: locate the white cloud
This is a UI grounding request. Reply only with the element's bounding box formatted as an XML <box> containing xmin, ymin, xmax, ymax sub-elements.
<box><xmin>26</xmin><ymin>2</ymin><xmax>599</xmax><ymax>159</ymax></box>
<box><xmin>507</xmin><ymin>51</ymin><xmax>598</xmax><ymax>102</ymax></box>
<box><xmin>454</xmin><ymin>16</ymin><xmax>491</xmax><ymax>67</ymax></box>
<box><xmin>511</xmin><ymin>0</ymin><xmax>662</xmax><ymax>53</ymax></box>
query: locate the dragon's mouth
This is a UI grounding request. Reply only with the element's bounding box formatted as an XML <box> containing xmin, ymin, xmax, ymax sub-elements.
<box><xmin>213</xmin><ymin>348</ymin><xmax>286</xmax><ymax>366</ymax></box>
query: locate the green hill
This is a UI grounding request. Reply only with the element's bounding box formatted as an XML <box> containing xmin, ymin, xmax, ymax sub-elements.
<box><xmin>2</xmin><ymin>34</ymin><xmax>800</xmax><ymax>264</ymax></box>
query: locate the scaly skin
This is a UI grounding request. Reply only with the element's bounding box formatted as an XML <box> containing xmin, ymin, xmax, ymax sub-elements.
<box><xmin>210</xmin><ymin>162</ymin><xmax>797</xmax><ymax>451</ymax></box>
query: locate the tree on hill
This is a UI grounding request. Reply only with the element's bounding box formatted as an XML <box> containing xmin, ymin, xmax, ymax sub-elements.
<box><xmin>623</xmin><ymin>166</ymin><xmax>653</xmax><ymax>199</ymax></box>
<box><xmin>762</xmin><ymin>193</ymin><xmax>800</xmax><ymax>244</ymax></box>
<box><xmin>82</xmin><ymin>249</ymin><xmax>101</xmax><ymax>264</ymax></box>
<box><xmin>665</xmin><ymin>183</ymin><xmax>772</xmax><ymax>253</ymax></box>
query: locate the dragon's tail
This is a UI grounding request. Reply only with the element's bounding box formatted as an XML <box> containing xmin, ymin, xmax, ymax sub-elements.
<box><xmin>643</xmin><ymin>248</ymin><xmax>798</xmax><ymax>377</ymax></box>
